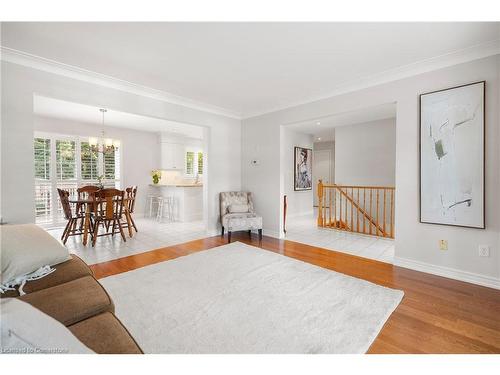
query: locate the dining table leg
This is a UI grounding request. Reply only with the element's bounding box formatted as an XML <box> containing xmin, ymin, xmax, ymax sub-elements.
<box><xmin>82</xmin><ymin>210</ymin><xmax>91</xmax><ymax>246</ymax></box>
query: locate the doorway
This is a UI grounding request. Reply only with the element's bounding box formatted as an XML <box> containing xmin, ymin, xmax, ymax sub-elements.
<box><xmin>313</xmin><ymin>149</ymin><xmax>332</xmax><ymax>207</ymax></box>
<box><xmin>280</xmin><ymin>102</ymin><xmax>397</xmax><ymax>264</ymax></box>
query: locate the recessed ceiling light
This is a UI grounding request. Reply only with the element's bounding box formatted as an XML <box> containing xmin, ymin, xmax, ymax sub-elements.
<box><xmin>316</xmin><ymin>122</ymin><xmax>321</xmax><ymax>125</ymax></box>
<box><xmin>317</xmin><ymin>137</ymin><xmax>322</xmax><ymax>141</ymax></box>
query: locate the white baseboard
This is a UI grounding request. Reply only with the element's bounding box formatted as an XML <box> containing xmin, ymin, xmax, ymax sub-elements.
<box><xmin>205</xmin><ymin>228</ymin><xmax>281</xmax><ymax>239</ymax></box>
<box><xmin>262</xmin><ymin>229</ymin><xmax>281</xmax><ymax>239</ymax></box>
<box><xmin>394</xmin><ymin>256</ymin><xmax>500</xmax><ymax>290</ymax></box>
<box><xmin>206</xmin><ymin>229</ymin><xmax>220</xmax><ymax>237</ymax></box>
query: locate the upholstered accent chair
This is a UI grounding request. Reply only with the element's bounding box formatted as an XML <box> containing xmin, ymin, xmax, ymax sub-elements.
<box><xmin>219</xmin><ymin>191</ymin><xmax>263</xmax><ymax>243</ymax></box>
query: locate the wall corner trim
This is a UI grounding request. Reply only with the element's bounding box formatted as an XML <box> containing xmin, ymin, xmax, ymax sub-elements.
<box><xmin>394</xmin><ymin>256</ymin><xmax>500</xmax><ymax>290</ymax></box>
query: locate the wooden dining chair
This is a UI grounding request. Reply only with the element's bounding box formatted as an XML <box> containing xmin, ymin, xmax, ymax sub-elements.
<box><xmin>90</xmin><ymin>188</ymin><xmax>127</xmax><ymax>246</ymax></box>
<box><xmin>76</xmin><ymin>185</ymin><xmax>101</xmax><ymax>231</ymax></box>
<box><xmin>77</xmin><ymin>185</ymin><xmax>100</xmax><ymax>213</ymax></box>
<box><xmin>57</xmin><ymin>188</ymin><xmax>87</xmax><ymax>244</ymax></box>
<box><xmin>121</xmin><ymin>186</ymin><xmax>138</xmax><ymax>235</ymax></box>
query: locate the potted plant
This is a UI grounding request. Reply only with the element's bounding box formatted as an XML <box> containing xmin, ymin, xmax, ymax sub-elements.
<box><xmin>151</xmin><ymin>170</ymin><xmax>161</xmax><ymax>185</ymax></box>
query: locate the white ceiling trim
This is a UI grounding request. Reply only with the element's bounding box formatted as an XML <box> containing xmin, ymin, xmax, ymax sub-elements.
<box><xmin>0</xmin><ymin>46</ymin><xmax>242</xmax><ymax>120</ymax></box>
<box><xmin>2</xmin><ymin>40</ymin><xmax>499</xmax><ymax>121</ymax></box>
<box><xmin>242</xmin><ymin>39</ymin><xmax>500</xmax><ymax>119</ymax></box>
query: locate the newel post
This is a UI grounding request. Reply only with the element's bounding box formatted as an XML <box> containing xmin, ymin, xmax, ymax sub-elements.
<box><xmin>317</xmin><ymin>179</ymin><xmax>324</xmax><ymax>226</ymax></box>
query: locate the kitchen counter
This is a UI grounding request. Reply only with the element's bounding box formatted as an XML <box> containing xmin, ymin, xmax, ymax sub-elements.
<box><xmin>149</xmin><ymin>184</ymin><xmax>203</xmax><ymax>222</ymax></box>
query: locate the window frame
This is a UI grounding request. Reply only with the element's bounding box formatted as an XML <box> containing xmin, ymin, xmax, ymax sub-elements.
<box><xmin>184</xmin><ymin>148</ymin><xmax>203</xmax><ymax>177</ymax></box>
<box><xmin>34</xmin><ymin>131</ymin><xmax>123</xmax><ymax>227</ymax></box>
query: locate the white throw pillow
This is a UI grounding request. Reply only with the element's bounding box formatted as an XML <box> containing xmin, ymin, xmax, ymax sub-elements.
<box><xmin>1</xmin><ymin>224</ymin><xmax>71</xmax><ymax>286</ymax></box>
<box><xmin>228</xmin><ymin>204</ymin><xmax>249</xmax><ymax>213</ymax></box>
<box><xmin>0</xmin><ymin>298</ymin><xmax>94</xmax><ymax>354</ymax></box>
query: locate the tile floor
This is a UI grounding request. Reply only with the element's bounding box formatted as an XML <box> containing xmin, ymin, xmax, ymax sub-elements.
<box><xmin>47</xmin><ymin>217</ymin><xmax>207</xmax><ymax>265</ymax></box>
<box><xmin>47</xmin><ymin>210</ymin><xmax>394</xmax><ymax>266</ymax></box>
<box><xmin>285</xmin><ymin>210</ymin><xmax>395</xmax><ymax>264</ymax></box>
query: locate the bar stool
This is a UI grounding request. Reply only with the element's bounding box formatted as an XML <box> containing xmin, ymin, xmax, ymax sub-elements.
<box><xmin>146</xmin><ymin>195</ymin><xmax>163</xmax><ymax>219</ymax></box>
<box><xmin>157</xmin><ymin>196</ymin><xmax>175</xmax><ymax>222</ymax></box>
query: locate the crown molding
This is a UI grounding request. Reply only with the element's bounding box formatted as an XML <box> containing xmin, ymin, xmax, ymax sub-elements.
<box><xmin>3</xmin><ymin>39</ymin><xmax>499</xmax><ymax>121</ymax></box>
<box><xmin>242</xmin><ymin>39</ymin><xmax>500</xmax><ymax>119</ymax></box>
<box><xmin>0</xmin><ymin>46</ymin><xmax>242</xmax><ymax>120</ymax></box>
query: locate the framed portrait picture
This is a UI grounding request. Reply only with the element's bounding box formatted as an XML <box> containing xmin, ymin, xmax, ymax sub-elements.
<box><xmin>294</xmin><ymin>146</ymin><xmax>312</xmax><ymax>191</ymax></box>
<box><xmin>419</xmin><ymin>81</ymin><xmax>485</xmax><ymax>229</ymax></box>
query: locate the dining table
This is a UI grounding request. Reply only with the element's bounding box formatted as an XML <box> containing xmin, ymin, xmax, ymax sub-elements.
<box><xmin>68</xmin><ymin>196</ymin><xmax>133</xmax><ymax>246</ymax></box>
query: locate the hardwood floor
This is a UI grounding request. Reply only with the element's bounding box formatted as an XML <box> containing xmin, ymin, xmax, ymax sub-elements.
<box><xmin>90</xmin><ymin>233</ymin><xmax>500</xmax><ymax>354</ymax></box>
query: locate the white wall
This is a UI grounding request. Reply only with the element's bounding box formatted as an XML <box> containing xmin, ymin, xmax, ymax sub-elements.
<box><xmin>242</xmin><ymin>55</ymin><xmax>500</xmax><ymax>285</ymax></box>
<box><xmin>312</xmin><ymin>140</ymin><xmax>335</xmax><ymax>207</ymax></box>
<box><xmin>335</xmin><ymin>118</ymin><xmax>396</xmax><ymax>186</ymax></box>
<box><xmin>34</xmin><ymin>116</ymin><xmax>160</xmax><ymax>215</ymax></box>
<box><xmin>1</xmin><ymin>61</ymin><xmax>241</xmax><ymax>235</ymax></box>
<box><xmin>280</xmin><ymin>127</ymin><xmax>313</xmax><ymax>217</ymax></box>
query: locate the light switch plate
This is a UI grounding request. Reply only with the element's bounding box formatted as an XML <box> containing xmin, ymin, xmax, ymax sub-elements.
<box><xmin>478</xmin><ymin>245</ymin><xmax>490</xmax><ymax>257</ymax></box>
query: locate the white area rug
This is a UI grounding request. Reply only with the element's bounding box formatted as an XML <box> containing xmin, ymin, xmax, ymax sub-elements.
<box><xmin>100</xmin><ymin>242</ymin><xmax>403</xmax><ymax>353</ymax></box>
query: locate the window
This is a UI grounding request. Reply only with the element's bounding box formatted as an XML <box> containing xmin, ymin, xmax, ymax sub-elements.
<box><xmin>186</xmin><ymin>151</ymin><xmax>195</xmax><ymax>175</ymax></box>
<box><xmin>34</xmin><ymin>137</ymin><xmax>52</xmax><ymax>222</ymax></box>
<box><xmin>34</xmin><ymin>133</ymin><xmax>122</xmax><ymax>226</ymax></box>
<box><xmin>34</xmin><ymin>137</ymin><xmax>51</xmax><ymax>180</ymax></box>
<box><xmin>185</xmin><ymin>150</ymin><xmax>203</xmax><ymax>176</ymax></box>
<box><xmin>81</xmin><ymin>142</ymin><xmax>99</xmax><ymax>181</ymax></box>
<box><xmin>56</xmin><ymin>140</ymin><xmax>76</xmax><ymax>180</ymax></box>
<box><xmin>197</xmin><ymin>152</ymin><xmax>203</xmax><ymax>175</ymax></box>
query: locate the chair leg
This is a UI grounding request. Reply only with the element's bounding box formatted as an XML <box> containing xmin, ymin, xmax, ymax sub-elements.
<box><xmin>63</xmin><ymin>219</ymin><xmax>73</xmax><ymax>244</ymax></box>
<box><xmin>221</xmin><ymin>226</ymin><xmax>225</xmax><ymax>237</ymax></box>
<box><xmin>111</xmin><ymin>219</ymin><xmax>116</xmax><ymax>236</ymax></box>
<box><xmin>117</xmin><ymin>219</ymin><xmax>127</xmax><ymax>242</ymax></box>
<box><xmin>92</xmin><ymin>221</ymin><xmax>99</xmax><ymax>247</ymax></box>
<box><xmin>228</xmin><ymin>231</ymin><xmax>231</xmax><ymax>243</ymax></box>
<box><xmin>130</xmin><ymin>214</ymin><xmax>138</xmax><ymax>232</ymax></box>
<box><xmin>248</xmin><ymin>230</ymin><xmax>251</xmax><ymax>237</ymax></box>
<box><xmin>71</xmin><ymin>218</ymin><xmax>78</xmax><ymax>233</ymax></box>
<box><xmin>79</xmin><ymin>210</ymin><xmax>84</xmax><ymax>230</ymax></box>
<box><xmin>258</xmin><ymin>229</ymin><xmax>263</xmax><ymax>242</ymax></box>
<box><xmin>148</xmin><ymin>197</ymin><xmax>153</xmax><ymax>218</ymax></box>
<box><xmin>61</xmin><ymin>220</ymin><xmax>71</xmax><ymax>240</ymax></box>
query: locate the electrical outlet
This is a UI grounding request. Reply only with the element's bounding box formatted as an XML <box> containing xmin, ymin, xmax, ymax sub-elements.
<box><xmin>439</xmin><ymin>240</ymin><xmax>448</xmax><ymax>251</ymax></box>
<box><xmin>478</xmin><ymin>245</ymin><xmax>490</xmax><ymax>257</ymax></box>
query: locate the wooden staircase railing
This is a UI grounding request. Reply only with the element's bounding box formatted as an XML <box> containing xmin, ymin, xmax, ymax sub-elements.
<box><xmin>317</xmin><ymin>181</ymin><xmax>395</xmax><ymax>238</ymax></box>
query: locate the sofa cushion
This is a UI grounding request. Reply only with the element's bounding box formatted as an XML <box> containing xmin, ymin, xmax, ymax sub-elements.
<box><xmin>220</xmin><ymin>191</ymin><xmax>255</xmax><ymax>217</ymax></box>
<box><xmin>1</xmin><ymin>298</ymin><xmax>94</xmax><ymax>354</ymax></box>
<box><xmin>0</xmin><ymin>255</ymin><xmax>93</xmax><ymax>298</ymax></box>
<box><xmin>228</xmin><ymin>203</ymin><xmax>250</xmax><ymax>213</ymax></box>
<box><xmin>1</xmin><ymin>224</ymin><xmax>71</xmax><ymax>286</ymax></box>
<box><xmin>223</xmin><ymin>213</ymin><xmax>263</xmax><ymax>231</ymax></box>
<box><xmin>19</xmin><ymin>276</ymin><xmax>114</xmax><ymax>326</ymax></box>
<box><xmin>69</xmin><ymin>312</ymin><xmax>143</xmax><ymax>354</ymax></box>
<box><xmin>22</xmin><ymin>255</ymin><xmax>93</xmax><ymax>294</ymax></box>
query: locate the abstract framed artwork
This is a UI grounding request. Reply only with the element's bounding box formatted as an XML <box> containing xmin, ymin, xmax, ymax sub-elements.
<box><xmin>294</xmin><ymin>146</ymin><xmax>312</xmax><ymax>191</ymax></box>
<box><xmin>419</xmin><ymin>81</ymin><xmax>485</xmax><ymax>229</ymax></box>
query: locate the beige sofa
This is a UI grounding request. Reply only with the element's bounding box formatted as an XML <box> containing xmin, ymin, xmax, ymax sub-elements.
<box><xmin>1</xmin><ymin>255</ymin><xmax>142</xmax><ymax>354</ymax></box>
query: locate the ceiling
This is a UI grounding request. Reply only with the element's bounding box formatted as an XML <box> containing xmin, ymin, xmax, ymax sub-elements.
<box><xmin>3</xmin><ymin>22</ymin><xmax>500</xmax><ymax>118</ymax></box>
<box><xmin>34</xmin><ymin>95</ymin><xmax>204</xmax><ymax>139</ymax></box>
<box><xmin>285</xmin><ymin>102</ymin><xmax>397</xmax><ymax>142</ymax></box>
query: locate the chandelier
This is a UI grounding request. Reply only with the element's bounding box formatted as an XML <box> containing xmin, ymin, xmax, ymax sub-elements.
<box><xmin>88</xmin><ymin>108</ymin><xmax>120</xmax><ymax>154</ymax></box>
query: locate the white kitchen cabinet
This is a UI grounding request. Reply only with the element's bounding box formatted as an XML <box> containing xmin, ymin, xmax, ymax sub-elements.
<box><xmin>161</xmin><ymin>142</ymin><xmax>185</xmax><ymax>170</ymax></box>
